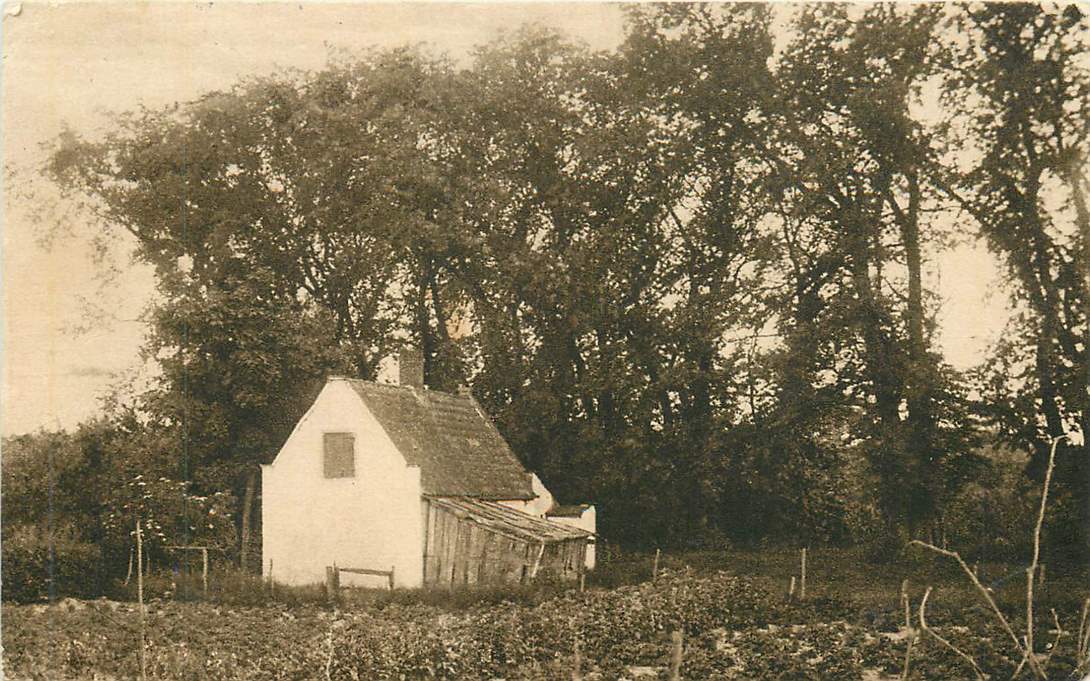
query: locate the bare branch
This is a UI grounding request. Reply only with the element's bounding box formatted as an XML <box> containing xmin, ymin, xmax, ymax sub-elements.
<box><xmin>908</xmin><ymin>433</ymin><xmax>1069</xmax><ymax>680</ymax></box>
<box><xmin>1012</xmin><ymin>646</ymin><xmax>1030</xmax><ymax>680</ymax></box>
<box><xmin>917</xmin><ymin>586</ymin><xmax>986</xmax><ymax>681</ymax></box>
<box><xmin>1031</xmin><ymin>436</ymin><xmax>1063</xmax><ymax>571</ymax></box>
<box><xmin>1040</xmin><ymin>608</ymin><xmax>1063</xmax><ymax>671</ymax></box>
<box><xmin>1077</xmin><ymin>597</ymin><xmax>1090</xmax><ymax>673</ymax></box>
<box><xmin>1023</xmin><ymin>435</ymin><xmax>1067</xmax><ymax>679</ymax></box>
<box><xmin>909</xmin><ymin>540</ymin><xmax>1024</xmax><ymax>654</ymax></box>
<box><xmin>1025</xmin><ymin>567</ymin><xmax>1042</xmax><ymax>679</ymax></box>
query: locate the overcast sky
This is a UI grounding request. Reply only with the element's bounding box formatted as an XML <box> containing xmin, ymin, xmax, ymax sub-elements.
<box><xmin>1</xmin><ymin>1</ymin><xmax>1010</xmax><ymax>436</ymax></box>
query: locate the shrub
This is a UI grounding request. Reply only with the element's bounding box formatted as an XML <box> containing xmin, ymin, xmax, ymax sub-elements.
<box><xmin>940</xmin><ymin>449</ymin><xmax>1037</xmax><ymax>562</ymax></box>
<box><xmin>106</xmin><ymin>566</ymin><xmax>331</xmax><ymax>608</ymax></box>
<box><xmin>2</xmin><ymin>524</ymin><xmax>103</xmax><ymax>602</ymax></box>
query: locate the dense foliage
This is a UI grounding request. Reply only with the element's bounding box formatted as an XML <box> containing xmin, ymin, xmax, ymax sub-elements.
<box><xmin>13</xmin><ymin>2</ymin><xmax>1089</xmax><ymax>580</ymax></box>
<box><xmin>1</xmin><ymin>525</ymin><xmax>102</xmax><ymax>603</ymax></box>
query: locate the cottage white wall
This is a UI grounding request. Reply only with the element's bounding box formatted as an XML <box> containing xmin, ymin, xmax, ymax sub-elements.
<box><xmin>550</xmin><ymin>506</ymin><xmax>597</xmax><ymax>570</ymax></box>
<box><xmin>262</xmin><ymin>380</ymin><xmax>424</xmax><ymax>588</ymax></box>
<box><xmin>497</xmin><ymin>473</ymin><xmax>554</xmax><ymax>517</ymax></box>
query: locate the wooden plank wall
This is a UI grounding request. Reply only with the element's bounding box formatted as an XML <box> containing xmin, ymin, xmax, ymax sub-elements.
<box><xmin>424</xmin><ymin>501</ymin><xmax>586</xmax><ymax>587</ymax></box>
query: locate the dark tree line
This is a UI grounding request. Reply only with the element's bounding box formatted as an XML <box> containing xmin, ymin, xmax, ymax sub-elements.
<box><xmin>13</xmin><ymin>3</ymin><xmax>1087</xmax><ymax>569</ymax></box>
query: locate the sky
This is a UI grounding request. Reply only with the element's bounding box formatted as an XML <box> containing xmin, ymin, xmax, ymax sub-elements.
<box><xmin>1</xmin><ymin>1</ymin><xmax>1010</xmax><ymax>437</ymax></box>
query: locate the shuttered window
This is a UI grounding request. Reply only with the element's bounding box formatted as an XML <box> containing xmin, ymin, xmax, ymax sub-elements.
<box><xmin>323</xmin><ymin>432</ymin><xmax>355</xmax><ymax>478</ymax></box>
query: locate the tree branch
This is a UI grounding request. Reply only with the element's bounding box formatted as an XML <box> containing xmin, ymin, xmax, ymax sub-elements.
<box><xmin>917</xmin><ymin>586</ymin><xmax>986</xmax><ymax>681</ymax></box>
<box><xmin>909</xmin><ymin>540</ymin><xmax>1024</xmax><ymax>654</ymax></box>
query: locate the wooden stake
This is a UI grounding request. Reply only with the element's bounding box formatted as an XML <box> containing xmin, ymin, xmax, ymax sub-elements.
<box><xmin>579</xmin><ymin>571</ymin><xmax>586</xmax><ymax>593</ymax></box>
<box><xmin>668</xmin><ymin>629</ymin><xmax>683</xmax><ymax>680</ymax></box>
<box><xmin>653</xmin><ymin>548</ymin><xmax>661</xmax><ymax>581</ymax></box>
<box><xmin>788</xmin><ymin>576</ymin><xmax>796</xmax><ymax>600</ymax></box>
<box><xmin>1025</xmin><ymin>565</ymin><xmax>1037</xmax><ymax>675</ymax></box>
<box><xmin>201</xmin><ymin>547</ymin><xmax>209</xmax><ymax>598</ymax></box>
<box><xmin>900</xmin><ymin>581</ymin><xmax>914</xmax><ymax>681</ymax></box>
<box><xmin>800</xmin><ymin>548</ymin><xmax>807</xmax><ymax>601</ymax></box>
<box><xmin>136</xmin><ymin>519</ymin><xmax>148</xmax><ymax>681</ymax></box>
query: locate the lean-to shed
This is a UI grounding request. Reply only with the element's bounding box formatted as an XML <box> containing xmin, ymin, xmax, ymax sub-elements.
<box><xmin>424</xmin><ymin>496</ymin><xmax>589</xmax><ymax>586</ymax></box>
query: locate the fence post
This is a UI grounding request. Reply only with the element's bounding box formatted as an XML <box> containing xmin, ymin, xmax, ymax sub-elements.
<box><xmin>201</xmin><ymin>548</ymin><xmax>209</xmax><ymax>598</ymax></box>
<box><xmin>799</xmin><ymin>548</ymin><xmax>807</xmax><ymax>601</ymax></box>
<box><xmin>325</xmin><ymin>566</ymin><xmax>337</xmax><ymax>602</ymax></box>
<box><xmin>653</xmin><ymin>548</ymin><xmax>661</xmax><ymax>581</ymax></box>
<box><xmin>668</xmin><ymin>629</ymin><xmax>683</xmax><ymax>680</ymax></box>
<box><xmin>136</xmin><ymin>518</ymin><xmax>148</xmax><ymax>681</ymax></box>
<box><xmin>389</xmin><ymin>565</ymin><xmax>396</xmax><ymax>591</ymax></box>
<box><xmin>788</xmin><ymin>575</ymin><xmax>796</xmax><ymax>601</ymax></box>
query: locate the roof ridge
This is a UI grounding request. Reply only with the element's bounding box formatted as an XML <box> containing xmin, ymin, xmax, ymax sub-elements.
<box><xmin>338</xmin><ymin>377</ymin><xmax>471</xmax><ymax>402</ymax></box>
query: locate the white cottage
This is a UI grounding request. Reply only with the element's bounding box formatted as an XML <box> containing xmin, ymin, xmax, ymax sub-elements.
<box><xmin>261</xmin><ymin>351</ymin><xmax>596</xmax><ymax>588</ymax></box>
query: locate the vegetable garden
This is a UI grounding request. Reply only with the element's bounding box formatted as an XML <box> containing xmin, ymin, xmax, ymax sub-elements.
<box><xmin>5</xmin><ymin>555</ymin><xmax>1089</xmax><ymax>680</ymax></box>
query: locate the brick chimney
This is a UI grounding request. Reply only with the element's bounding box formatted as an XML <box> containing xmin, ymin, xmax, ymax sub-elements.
<box><xmin>398</xmin><ymin>348</ymin><xmax>425</xmax><ymax>390</ymax></box>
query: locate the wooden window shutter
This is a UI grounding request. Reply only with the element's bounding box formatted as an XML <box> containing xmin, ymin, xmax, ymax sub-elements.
<box><xmin>323</xmin><ymin>432</ymin><xmax>355</xmax><ymax>478</ymax></box>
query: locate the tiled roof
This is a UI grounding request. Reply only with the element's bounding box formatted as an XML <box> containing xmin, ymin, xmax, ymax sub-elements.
<box><xmin>427</xmin><ymin>496</ymin><xmax>591</xmax><ymax>544</ymax></box>
<box><xmin>344</xmin><ymin>379</ymin><xmax>534</xmax><ymax>500</ymax></box>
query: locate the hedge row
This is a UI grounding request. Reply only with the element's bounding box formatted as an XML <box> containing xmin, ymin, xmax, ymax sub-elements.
<box><xmin>2</xmin><ymin>526</ymin><xmax>104</xmax><ymax>603</ymax></box>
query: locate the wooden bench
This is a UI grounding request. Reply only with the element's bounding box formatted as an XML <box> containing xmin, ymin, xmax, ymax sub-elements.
<box><xmin>325</xmin><ymin>564</ymin><xmax>395</xmax><ymax>597</ymax></box>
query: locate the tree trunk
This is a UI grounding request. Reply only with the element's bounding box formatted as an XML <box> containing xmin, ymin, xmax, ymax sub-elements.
<box><xmin>416</xmin><ymin>256</ymin><xmax>435</xmax><ymax>387</ymax></box>
<box><xmin>1020</xmin><ymin>171</ymin><xmax>1068</xmax><ymax>478</ymax></box>
<box><xmin>848</xmin><ymin>209</ymin><xmax>908</xmax><ymax>537</ymax></box>
<box><xmin>239</xmin><ymin>468</ymin><xmax>257</xmax><ymax>572</ymax></box>
<box><xmin>896</xmin><ymin>170</ymin><xmax>937</xmax><ymax>532</ymax></box>
<box><xmin>1065</xmin><ymin>160</ymin><xmax>1090</xmax><ymax>558</ymax></box>
<box><xmin>1029</xmin><ymin>234</ymin><xmax>1066</xmax><ymax>480</ymax></box>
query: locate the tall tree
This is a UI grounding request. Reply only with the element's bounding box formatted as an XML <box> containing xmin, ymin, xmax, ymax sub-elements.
<box><xmin>943</xmin><ymin>4</ymin><xmax>1089</xmax><ymax>555</ymax></box>
<box><xmin>763</xmin><ymin>4</ymin><xmax>977</xmax><ymax>540</ymax></box>
<box><xmin>47</xmin><ymin>50</ymin><xmax>467</xmax><ymax>562</ymax></box>
<box><xmin>42</xmin><ymin>9</ymin><xmax>1041</xmax><ymax>555</ymax></box>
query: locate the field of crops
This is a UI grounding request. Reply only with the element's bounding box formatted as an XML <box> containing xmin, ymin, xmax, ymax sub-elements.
<box><xmin>4</xmin><ymin>554</ymin><xmax>1089</xmax><ymax>680</ymax></box>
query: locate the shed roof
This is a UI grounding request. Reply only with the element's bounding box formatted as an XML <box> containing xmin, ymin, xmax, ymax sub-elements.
<box><xmin>343</xmin><ymin>379</ymin><xmax>534</xmax><ymax>500</ymax></box>
<box><xmin>427</xmin><ymin>496</ymin><xmax>591</xmax><ymax>544</ymax></box>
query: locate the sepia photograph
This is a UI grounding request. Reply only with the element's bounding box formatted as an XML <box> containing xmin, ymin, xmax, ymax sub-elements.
<box><xmin>2</xmin><ymin>2</ymin><xmax>1088</xmax><ymax>679</ymax></box>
